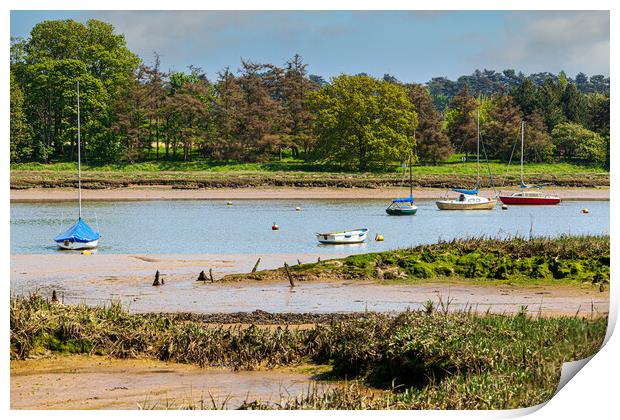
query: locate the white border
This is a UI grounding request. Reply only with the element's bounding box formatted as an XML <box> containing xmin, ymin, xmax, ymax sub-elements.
<box><xmin>3</xmin><ymin>1</ymin><xmax>616</xmax><ymax>419</ymax></box>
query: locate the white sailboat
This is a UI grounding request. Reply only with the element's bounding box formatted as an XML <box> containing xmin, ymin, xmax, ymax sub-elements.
<box><xmin>436</xmin><ymin>109</ymin><xmax>497</xmax><ymax>210</ymax></box>
<box><xmin>54</xmin><ymin>82</ymin><xmax>101</xmax><ymax>250</ymax></box>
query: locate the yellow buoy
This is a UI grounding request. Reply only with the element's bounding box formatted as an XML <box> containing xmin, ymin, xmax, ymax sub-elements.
<box><xmin>375</xmin><ymin>234</ymin><xmax>384</xmax><ymax>242</ymax></box>
<box><xmin>582</xmin><ymin>208</ymin><xmax>590</xmax><ymax>214</ymax></box>
<box><xmin>82</xmin><ymin>250</ymin><xmax>91</xmax><ymax>255</ymax></box>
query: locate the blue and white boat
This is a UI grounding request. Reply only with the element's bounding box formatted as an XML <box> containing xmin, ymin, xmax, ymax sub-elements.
<box><xmin>54</xmin><ymin>82</ymin><xmax>100</xmax><ymax>250</ymax></box>
<box><xmin>316</xmin><ymin>228</ymin><xmax>368</xmax><ymax>244</ymax></box>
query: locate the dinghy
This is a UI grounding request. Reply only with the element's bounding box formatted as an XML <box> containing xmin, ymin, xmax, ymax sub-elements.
<box><xmin>54</xmin><ymin>82</ymin><xmax>100</xmax><ymax>250</ymax></box>
<box><xmin>316</xmin><ymin>228</ymin><xmax>368</xmax><ymax>244</ymax></box>
<box><xmin>499</xmin><ymin>122</ymin><xmax>561</xmax><ymax>205</ymax></box>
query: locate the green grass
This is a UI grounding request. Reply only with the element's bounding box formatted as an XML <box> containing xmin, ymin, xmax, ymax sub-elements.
<box><xmin>11</xmin><ymin>294</ymin><xmax>607</xmax><ymax>409</ymax></box>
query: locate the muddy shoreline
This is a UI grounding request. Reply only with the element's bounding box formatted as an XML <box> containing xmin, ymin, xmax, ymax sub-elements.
<box><xmin>10</xmin><ymin>186</ymin><xmax>610</xmax><ymax>202</ymax></box>
<box><xmin>11</xmin><ymin>253</ymin><xmax>609</xmax><ymax>316</ymax></box>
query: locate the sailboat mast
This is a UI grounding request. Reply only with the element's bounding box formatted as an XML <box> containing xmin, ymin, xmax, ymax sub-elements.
<box><xmin>476</xmin><ymin>108</ymin><xmax>480</xmax><ymax>188</ymax></box>
<box><xmin>77</xmin><ymin>81</ymin><xmax>82</xmax><ymax>219</ymax></box>
<box><xmin>409</xmin><ymin>155</ymin><xmax>413</xmax><ymax>199</ymax></box>
<box><xmin>520</xmin><ymin>121</ymin><xmax>525</xmax><ymax>187</ymax></box>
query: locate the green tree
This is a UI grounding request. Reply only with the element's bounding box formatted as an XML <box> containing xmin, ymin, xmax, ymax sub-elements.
<box><xmin>10</xmin><ymin>72</ymin><xmax>32</xmax><ymax>162</ymax></box>
<box><xmin>483</xmin><ymin>92</ymin><xmax>522</xmax><ymax>160</ymax></box>
<box><xmin>523</xmin><ymin>112</ymin><xmax>555</xmax><ymax>162</ymax></box>
<box><xmin>536</xmin><ymin>78</ymin><xmax>565</xmax><ymax>131</ymax></box>
<box><xmin>308</xmin><ymin>75</ymin><xmax>417</xmax><ymax>171</ymax></box>
<box><xmin>511</xmin><ymin>78</ymin><xmax>538</xmax><ymax>117</ymax></box>
<box><xmin>445</xmin><ymin>86</ymin><xmax>478</xmax><ymax>157</ymax></box>
<box><xmin>404</xmin><ymin>83</ymin><xmax>452</xmax><ymax>164</ymax></box>
<box><xmin>561</xmin><ymin>82</ymin><xmax>585</xmax><ymax>125</ymax></box>
<box><xmin>551</xmin><ymin>122</ymin><xmax>606</xmax><ymax>164</ymax></box>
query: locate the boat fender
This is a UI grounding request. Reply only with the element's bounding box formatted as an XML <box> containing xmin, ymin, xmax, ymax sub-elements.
<box><xmin>501</xmin><ymin>204</ymin><xmax>508</xmax><ymax>210</ymax></box>
<box><xmin>375</xmin><ymin>234</ymin><xmax>384</xmax><ymax>241</ymax></box>
<box><xmin>272</xmin><ymin>223</ymin><xmax>280</xmax><ymax>230</ymax></box>
<box><xmin>226</xmin><ymin>201</ymin><xmax>233</xmax><ymax>206</ymax></box>
<box><xmin>295</xmin><ymin>207</ymin><xmax>301</xmax><ymax>211</ymax></box>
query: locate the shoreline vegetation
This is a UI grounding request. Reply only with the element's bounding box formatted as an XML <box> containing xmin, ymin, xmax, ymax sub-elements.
<box><xmin>222</xmin><ymin>236</ymin><xmax>610</xmax><ymax>288</ymax></box>
<box><xmin>10</xmin><ymin>160</ymin><xmax>609</xmax><ymax>190</ymax></box>
<box><xmin>10</xmin><ymin>294</ymin><xmax>607</xmax><ymax>409</ymax></box>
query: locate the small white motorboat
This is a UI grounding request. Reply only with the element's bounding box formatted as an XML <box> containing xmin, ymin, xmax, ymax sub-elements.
<box><xmin>316</xmin><ymin>228</ymin><xmax>368</xmax><ymax>244</ymax></box>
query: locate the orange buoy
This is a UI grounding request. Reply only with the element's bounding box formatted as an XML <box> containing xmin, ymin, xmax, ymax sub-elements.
<box><xmin>272</xmin><ymin>222</ymin><xmax>280</xmax><ymax>230</ymax></box>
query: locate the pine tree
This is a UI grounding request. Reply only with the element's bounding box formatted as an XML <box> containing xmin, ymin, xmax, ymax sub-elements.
<box><xmin>445</xmin><ymin>86</ymin><xmax>478</xmax><ymax>157</ymax></box>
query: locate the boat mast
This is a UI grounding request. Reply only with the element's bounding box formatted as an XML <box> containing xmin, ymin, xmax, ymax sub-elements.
<box><xmin>520</xmin><ymin>121</ymin><xmax>525</xmax><ymax>187</ymax></box>
<box><xmin>409</xmin><ymin>155</ymin><xmax>413</xmax><ymax>199</ymax></box>
<box><xmin>476</xmin><ymin>108</ymin><xmax>480</xmax><ymax>189</ymax></box>
<box><xmin>77</xmin><ymin>81</ymin><xmax>82</xmax><ymax>219</ymax></box>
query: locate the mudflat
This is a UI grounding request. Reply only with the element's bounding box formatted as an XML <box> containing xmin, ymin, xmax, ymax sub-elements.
<box><xmin>11</xmin><ymin>355</ymin><xmax>326</xmax><ymax>409</ymax></box>
<box><xmin>11</xmin><ymin>253</ymin><xmax>608</xmax><ymax>316</ymax></box>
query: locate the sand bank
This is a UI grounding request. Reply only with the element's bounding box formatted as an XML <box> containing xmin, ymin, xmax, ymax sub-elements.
<box><xmin>11</xmin><ymin>186</ymin><xmax>610</xmax><ymax>202</ymax></box>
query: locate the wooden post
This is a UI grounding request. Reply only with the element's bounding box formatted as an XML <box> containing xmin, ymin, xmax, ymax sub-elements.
<box><xmin>297</xmin><ymin>259</ymin><xmax>302</xmax><ymax>265</ymax></box>
<box><xmin>209</xmin><ymin>268</ymin><xmax>214</xmax><ymax>283</ymax></box>
<box><xmin>197</xmin><ymin>270</ymin><xmax>207</xmax><ymax>281</ymax></box>
<box><xmin>51</xmin><ymin>290</ymin><xmax>58</xmax><ymax>303</ymax></box>
<box><xmin>153</xmin><ymin>270</ymin><xmax>161</xmax><ymax>286</ymax></box>
<box><xmin>317</xmin><ymin>257</ymin><xmax>321</xmax><ymax>263</ymax></box>
<box><xmin>283</xmin><ymin>262</ymin><xmax>295</xmax><ymax>287</ymax></box>
<box><xmin>251</xmin><ymin>258</ymin><xmax>261</xmax><ymax>273</ymax></box>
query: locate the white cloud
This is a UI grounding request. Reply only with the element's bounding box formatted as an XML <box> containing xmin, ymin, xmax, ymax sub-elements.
<box><xmin>481</xmin><ymin>11</ymin><xmax>609</xmax><ymax>76</ymax></box>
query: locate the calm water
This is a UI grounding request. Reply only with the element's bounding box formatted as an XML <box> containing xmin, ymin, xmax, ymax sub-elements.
<box><xmin>11</xmin><ymin>199</ymin><xmax>609</xmax><ymax>255</ymax></box>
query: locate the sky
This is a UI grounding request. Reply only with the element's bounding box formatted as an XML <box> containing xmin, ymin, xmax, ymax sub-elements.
<box><xmin>10</xmin><ymin>10</ymin><xmax>610</xmax><ymax>83</ymax></box>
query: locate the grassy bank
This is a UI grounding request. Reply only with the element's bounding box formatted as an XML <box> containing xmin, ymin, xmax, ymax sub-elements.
<box><xmin>11</xmin><ymin>294</ymin><xmax>607</xmax><ymax>409</ymax></box>
<box><xmin>10</xmin><ymin>159</ymin><xmax>608</xmax><ymax>189</ymax></box>
<box><xmin>224</xmin><ymin>235</ymin><xmax>610</xmax><ymax>287</ymax></box>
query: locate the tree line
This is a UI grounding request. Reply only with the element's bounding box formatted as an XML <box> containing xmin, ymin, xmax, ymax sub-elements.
<box><xmin>10</xmin><ymin>19</ymin><xmax>610</xmax><ymax>170</ymax></box>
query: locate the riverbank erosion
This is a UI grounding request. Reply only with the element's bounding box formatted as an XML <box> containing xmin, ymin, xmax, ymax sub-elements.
<box><xmin>10</xmin><ymin>294</ymin><xmax>607</xmax><ymax>409</ymax></box>
<box><xmin>10</xmin><ymin>186</ymin><xmax>610</xmax><ymax>202</ymax></box>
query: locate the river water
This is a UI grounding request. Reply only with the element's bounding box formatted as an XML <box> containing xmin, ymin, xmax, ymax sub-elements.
<box><xmin>11</xmin><ymin>199</ymin><xmax>609</xmax><ymax>255</ymax></box>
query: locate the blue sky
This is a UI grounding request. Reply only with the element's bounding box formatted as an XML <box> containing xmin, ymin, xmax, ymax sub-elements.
<box><xmin>10</xmin><ymin>10</ymin><xmax>609</xmax><ymax>82</ymax></box>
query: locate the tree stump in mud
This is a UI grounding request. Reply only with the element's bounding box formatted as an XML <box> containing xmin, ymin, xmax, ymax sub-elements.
<box><xmin>153</xmin><ymin>270</ymin><xmax>161</xmax><ymax>286</ymax></box>
<box><xmin>283</xmin><ymin>262</ymin><xmax>295</xmax><ymax>287</ymax></box>
<box><xmin>297</xmin><ymin>259</ymin><xmax>302</xmax><ymax>265</ymax></box>
<box><xmin>51</xmin><ymin>290</ymin><xmax>58</xmax><ymax>303</ymax></box>
<box><xmin>209</xmin><ymin>268</ymin><xmax>214</xmax><ymax>283</ymax></box>
<box><xmin>252</xmin><ymin>258</ymin><xmax>261</xmax><ymax>273</ymax></box>
<box><xmin>197</xmin><ymin>270</ymin><xmax>207</xmax><ymax>282</ymax></box>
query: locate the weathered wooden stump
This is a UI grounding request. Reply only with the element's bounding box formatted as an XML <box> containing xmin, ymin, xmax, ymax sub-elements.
<box><xmin>251</xmin><ymin>258</ymin><xmax>261</xmax><ymax>273</ymax></box>
<box><xmin>297</xmin><ymin>259</ymin><xmax>302</xmax><ymax>265</ymax></box>
<box><xmin>197</xmin><ymin>270</ymin><xmax>207</xmax><ymax>281</ymax></box>
<box><xmin>283</xmin><ymin>262</ymin><xmax>295</xmax><ymax>287</ymax></box>
<box><xmin>209</xmin><ymin>268</ymin><xmax>214</xmax><ymax>283</ymax></box>
<box><xmin>153</xmin><ymin>270</ymin><xmax>161</xmax><ymax>286</ymax></box>
<box><xmin>51</xmin><ymin>290</ymin><xmax>58</xmax><ymax>303</ymax></box>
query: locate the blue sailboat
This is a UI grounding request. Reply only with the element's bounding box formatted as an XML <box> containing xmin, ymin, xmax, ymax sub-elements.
<box><xmin>54</xmin><ymin>82</ymin><xmax>100</xmax><ymax>250</ymax></box>
<box><xmin>386</xmin><ymin>156</ymin><xmax>417</xmax><ymax>215</ymax></box>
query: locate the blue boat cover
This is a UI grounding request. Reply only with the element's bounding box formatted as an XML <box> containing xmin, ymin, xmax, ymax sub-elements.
<box><xmin>392</xmin><ymin>195</ymin><xmax>414</xmax><ymax>203</ymax></box>
<box><xmin>452</xmin><ymin>188</ymin><xmax>479</xmax><ymax>195</ymax></box>
<box><xmin>54</xmin><ymin>218</ymin><xmax>100</xmax><ymax>243</ymax></box>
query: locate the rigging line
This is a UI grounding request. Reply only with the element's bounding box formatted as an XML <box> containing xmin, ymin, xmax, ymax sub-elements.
<box><xmin>479</xmin><ymin>133</ymin><xmax>498</xmax><ymax>197</ymax></box>
<box><xmin>501</xmin><ymin>130</ymin><xmax>520</xmax><ymax>189</ymax></box>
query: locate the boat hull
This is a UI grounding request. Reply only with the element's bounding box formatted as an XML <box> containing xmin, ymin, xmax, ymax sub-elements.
<box><xmin>499</xmin><ymin>196</ymin><xmax>561</xmax><ymax>205</ymax></box>
<box><xmin>386</xmin><ymin>207</ymin><xmax>418</xmax><ymax>215</ymax></box>
<box><xmin>316</xmin><ymin>229</ymin><xmax>368</xmax><ymax>244</ymax></box>
<box><xmin>56</xmin><ymin>239</ymin><xmax>99</xmax><ymax>250</ymax></box>
<box><xmin>435</xmin><ymin>199</ymin><xmax>497</xmax><ymax>210</ymax></box>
